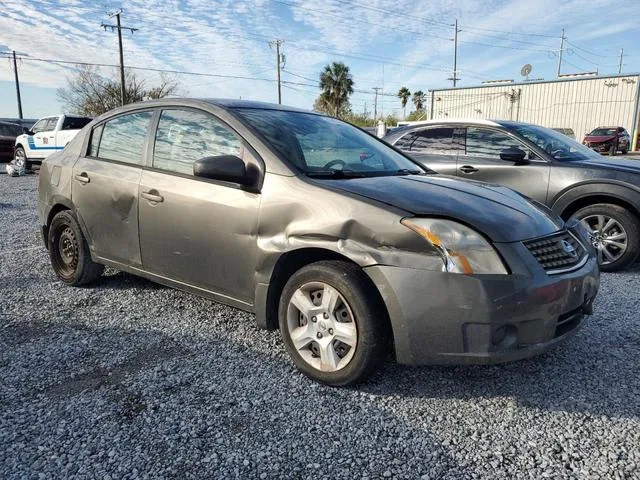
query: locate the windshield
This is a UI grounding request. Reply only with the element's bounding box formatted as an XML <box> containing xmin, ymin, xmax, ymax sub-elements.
<box><xmin>234</xmin><ymin>108</ymin><xmax>426</xmax><ymax>177</ymax></box>
<box><xmin>504</xmin><ymin>123</ymin><xmax>602</xmax><ymax>162</ymax></box>
<box><xmin>588</xmin><ymin>128</ymin><xmax>617</xmax><ymax>136</ymax></box>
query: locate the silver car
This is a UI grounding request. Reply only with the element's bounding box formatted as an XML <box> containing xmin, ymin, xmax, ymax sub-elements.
<box><xmin>38</xmin><ymin>99</ymin><xmax>600</xmax><ymax>386</ymax></box>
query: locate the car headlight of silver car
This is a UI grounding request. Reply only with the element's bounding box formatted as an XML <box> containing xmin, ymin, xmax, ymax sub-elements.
<box><xmin>401</xmin><ymin>218</ymin><xmax>509</xmax><ymax>275</ymax></box>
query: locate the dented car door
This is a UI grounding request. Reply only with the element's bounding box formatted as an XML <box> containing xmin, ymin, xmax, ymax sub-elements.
<box><xmin>138</xmin><ymin>108</ymin><xmax>260</xmax><ymax>304</ymax></box>
<box><xmin>71</xmin><ymin>110</ymin><xmax>154</xmax><ymax>266</ymax></box>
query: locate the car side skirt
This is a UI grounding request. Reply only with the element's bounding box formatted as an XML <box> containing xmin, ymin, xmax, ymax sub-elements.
<box><xmin>95</xmin><ymin>256</ymin><xmax>256</xmax><ymax>314</ymax></box>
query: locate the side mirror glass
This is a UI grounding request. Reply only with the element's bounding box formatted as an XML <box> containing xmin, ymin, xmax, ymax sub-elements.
<box><xmin>500</xmin><ymin>147</ymin><xmax>528</xmax><ymax>163</ymax></box>
<box><xmin>193</xmin><ymin>155</ymin><xmax>252</xmax><ymax>185</ymax></box>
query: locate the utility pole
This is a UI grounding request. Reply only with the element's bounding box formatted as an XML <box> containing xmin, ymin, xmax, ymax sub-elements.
<box><xmin>102</xmin><ymin>10</ymin><xmax>138</xmax><ymax>106</ymax></box>
<box><xmin>618</xmin><ymin>48</ymin><xmax>625</xmax><ymax>74</ymax></box>
<box><xmin>12</xmin><ymin>51</ymin><xmax>23</xmax><ymax>119</ymax></box>
<box><xmin>448</xmin><ymin>20</ymin><xmax>461</xmax><ymax>87</ymax></box>
<box><xmin>372</xmin><ymin>87</ymin><xmax>381</xmax><ymax>120</ymax></box>
<box><xmin>269</xmin><ymin>39</ymin><xmax>285</xmax><ymax>104</ymax></box>
<box><xmin>556</xmin><ymin>28</ymin><xmax>565</xmax><ymax>77</ymax></box>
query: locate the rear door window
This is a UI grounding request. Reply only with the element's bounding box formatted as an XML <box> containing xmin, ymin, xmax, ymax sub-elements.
<box><xmin>395</xmin><ymin>128</ymin><xmax>457</xmax><ymax>155</ymax></box>
<box><xmin>96</xmin><ymin>111</ymin><xmax>153</xmax><ymax>165</ymax></box>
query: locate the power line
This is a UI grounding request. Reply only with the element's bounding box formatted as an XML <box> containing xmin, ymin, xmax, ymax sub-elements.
<box><xmin>0</xmin><ymin>53</ymin><xmax>322</xmax><ymax>87</ymax></box>
<box><xmin>271</xmin><ymin>0</ymin><xmax>451</xmax><ymax>42</ymax></box>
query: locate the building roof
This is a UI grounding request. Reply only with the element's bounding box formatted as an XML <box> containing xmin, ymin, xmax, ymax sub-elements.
<box><xmin>430</xmin><ymin>72</ymin><xmax>640</xmax><ymax>92</ymax></box>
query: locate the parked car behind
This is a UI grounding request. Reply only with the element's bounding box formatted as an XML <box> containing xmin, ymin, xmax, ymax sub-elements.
<box><xmin>39</xmin><ymin>99</ymin><xmax>599</xmax><ymax>385</ymax></box>
<box><xmin>14</xmin><ymin>115</ymin><xmax>92</xmax><ymax>170</ymax></box>
<box><xmin>0</xmin><ymin>121</ymin><xmax>26</xmax><ymax>162</ymax></box>
<box><xmin>583</xmin><ymin>126</ymin><xmax>630</xmax><ymax>155</ymax></box>
<box><xmin>384</xmin><ymin>120</ymin><xmax>640</xmax><ymax>271</ymax></box>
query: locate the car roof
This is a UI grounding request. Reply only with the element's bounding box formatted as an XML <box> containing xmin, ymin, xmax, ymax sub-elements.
<box><xmin>396</xmin><ymin>118</ymin><xmax>503</xmax><ymax>128</ymax></box>
<box><xmin>201</xmin><ymin>98</ymin><xmax>318</xmax><ymax>114</ymax></box>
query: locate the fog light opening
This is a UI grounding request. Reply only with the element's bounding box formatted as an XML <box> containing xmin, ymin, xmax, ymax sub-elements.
<box><xmin>491</xmin><ymin>324</ymin><xmax>518</xmax><ymax>349</ymax></box>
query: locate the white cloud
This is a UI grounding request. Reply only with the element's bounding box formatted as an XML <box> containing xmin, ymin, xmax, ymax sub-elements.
<box><xmin>0</xmin><ymin>0</ymin><xmax>637</xmax><ymax>116</ymax></box>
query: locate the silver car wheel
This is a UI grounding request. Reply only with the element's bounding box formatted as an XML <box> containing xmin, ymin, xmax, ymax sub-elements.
<box><xmin>14</xmin><ymin>148</ymin><xmax>26</xmax><ymax>167</ymax></box>
<box><xmin>286</xmin><ymin>281</ymin><xmax>358</xmax><ymax>373</ymax></box>
<box><xmin>580</xmin><ymin>214</ymin><xmax>628</xmax><ymax>265</ymax></box>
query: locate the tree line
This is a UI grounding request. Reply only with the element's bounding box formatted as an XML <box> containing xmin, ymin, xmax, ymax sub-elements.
<box><xmin>58</xmin><ymin>61</ymin><xmax>428</xmax><ymax>127</ymax></box>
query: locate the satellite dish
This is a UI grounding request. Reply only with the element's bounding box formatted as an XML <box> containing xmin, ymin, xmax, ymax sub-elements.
<box><xmin>521</xmin><ymin>64</ymin><xmax>532</xmax><ymax>78</ymax></box>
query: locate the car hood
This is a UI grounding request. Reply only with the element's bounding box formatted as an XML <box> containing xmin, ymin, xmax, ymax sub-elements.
<box><xmin>584</xmin><ymin>135</ymin><xmax>616</xmax><ymax>143</ymax></box>
<box><xmin>320</xmin><ymin>174</ymin><xmax>563</xmax><ymax>243</ymax></box>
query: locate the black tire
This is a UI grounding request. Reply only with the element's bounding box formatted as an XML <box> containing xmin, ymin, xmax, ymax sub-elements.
<box><xmin>621</xmin><ymin>147</ymin><xmax>628</xmax><ymax>155</ymax></box>
<box><xmin>573</xmin><ymin>203</ymin><xmax>640</xmax><ymax>272</ymax></box>
<box><xmin>278</xmin><ymin>260</ymin><xmax>387</xmax><ymax>386</ymax></box>
<box><xmin>48</xmin><ymin>210</ymin><xmax>104</xmax><ymax>285</ymax></box>
<box><xmin>14</xmin><ymin>146</ymin><xmax>27</xmax><ymax>169</ymax></box>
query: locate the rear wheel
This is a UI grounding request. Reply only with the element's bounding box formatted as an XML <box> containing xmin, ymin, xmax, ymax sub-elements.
<box><xmin>278</xmin><ymin>260</ymin><xmax>387</xmax><ymax>386</ymax></box>
<box><xmin>573</xmin><ymin>203</ymin><xmax>640</xmax><ymax>272</ymax></box>
<box><xmin>48</xmin><ymin>210</ymin><xmax>104</xmax><ymax>285</ymax></box>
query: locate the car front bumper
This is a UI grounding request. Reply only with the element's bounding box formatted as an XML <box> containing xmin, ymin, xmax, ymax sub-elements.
<box><xmin>364</xmin><ymin>247</ymin><xmax>599</xmax><ymax>366</ymax></box>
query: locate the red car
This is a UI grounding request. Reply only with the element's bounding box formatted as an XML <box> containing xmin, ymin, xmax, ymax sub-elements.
<box><xmin>583</xmin><ymin>126</ymin><xmax>630</xmax><ymax>155</ymax></box>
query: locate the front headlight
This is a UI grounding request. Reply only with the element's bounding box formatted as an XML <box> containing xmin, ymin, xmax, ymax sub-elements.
<box><xmin>401</xmin><ymin>218</ymin><xmax>509</xmax><ymax>274</ymax></box>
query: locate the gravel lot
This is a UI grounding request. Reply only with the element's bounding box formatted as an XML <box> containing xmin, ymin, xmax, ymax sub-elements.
<box><xmin>1</xmin><ymin>173</ymin><xmax>639</xmax><ymax>480</ymax></box>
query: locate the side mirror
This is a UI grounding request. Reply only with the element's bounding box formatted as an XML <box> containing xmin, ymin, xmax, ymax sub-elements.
<box><xmin>193</xmin><ymin>155</ymin><xmax>252</xmax><ymax>185</ymax></box>
<box><xmin>500</xmin><ymin>147</ymin><xmax>528</xmax><ymax>164</ymax></box>
<box><xmin>22</xmin><ymin>127</ymin><xmax>33</xmax><ymax>135</ymax></box>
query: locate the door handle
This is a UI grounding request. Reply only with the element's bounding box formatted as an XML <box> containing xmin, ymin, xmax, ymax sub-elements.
<box><xmin>141</xmin><ymin>190</ymin><xmax>164</xmax><ymax>203</ymax></box>
<box><xmin>459</xmin><ymin>165</ymin><xmax>479</xmax><ymax>174</ymax></box>
<box><xmin>74</xmin><ymin>172</ymin><xmax>90</xmax><ymax>184</ymax></box>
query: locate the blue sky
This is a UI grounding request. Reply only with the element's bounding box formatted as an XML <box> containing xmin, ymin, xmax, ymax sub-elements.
<box><xmin>1</xmin><ymin>0</ymin><xmax>639</xmax><ymax>119</ymax></box>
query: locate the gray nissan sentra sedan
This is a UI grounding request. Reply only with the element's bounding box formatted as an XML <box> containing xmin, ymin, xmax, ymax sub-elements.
<box><xmin>38</xmin><ymin>99</ymin><xmax>600</xmax><ymax>386</ymax></box>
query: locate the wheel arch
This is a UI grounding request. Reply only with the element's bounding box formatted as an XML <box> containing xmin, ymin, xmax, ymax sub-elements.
<box><xmin>14</xmin><ymin>142</ymin><xmax>26</xmax><ymax>156</ymax></box>
<box><xmin>43</xmin><ymin>200</ymin><xmax>75</xmax><ymax>249</ymax></box>
<box><xmin>256</xmin><ymin>248</ymin><xmax>391</xmax><ymax>336</ymax></box>
<box><xmin>551</xmin><ymin>181</ymin><xmax>640</xmax><ymax>221</ymax></box>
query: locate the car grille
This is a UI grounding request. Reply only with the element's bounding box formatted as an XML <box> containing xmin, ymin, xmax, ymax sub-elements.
<box><xmin>523</xmin><ymin>231</ymin><xmax>587</xmax><ymax>274</ymax></box>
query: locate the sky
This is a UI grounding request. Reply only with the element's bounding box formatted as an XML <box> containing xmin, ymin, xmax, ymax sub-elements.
<box><xmin>0</xmin><ymin>0</ymin><xmax>639</xmax><ymax>119</ymax></box>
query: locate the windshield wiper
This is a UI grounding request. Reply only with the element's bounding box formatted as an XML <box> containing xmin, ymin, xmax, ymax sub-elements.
<box><xmin>394</xmin><ymin>168</ymin><xmax>426</xmax><ymax>175</ymax></box>
<box><xmin>305</xmin><ymin>170</ymin><xmax>367</xmax><ymax>179</ymax></box>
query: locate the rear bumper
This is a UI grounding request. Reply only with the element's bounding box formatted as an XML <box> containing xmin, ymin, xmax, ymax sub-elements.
<box><xmin>364</xmin><ymin>252</ymin><xmax>599</xmax><ymax>366</ymax></box>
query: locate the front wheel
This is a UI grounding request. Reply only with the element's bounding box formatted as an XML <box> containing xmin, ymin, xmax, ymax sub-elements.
<box><xmin>574</xmin><ymin>203</ymin><xmax>640</xmax><ymax>272</ymax></box>
<box><xmin>48</xmin><ymin>210</ymin><xmax>104</xmax><ymax>285</ymax></box>
<box><xmin>14</xmin><ymin>146</ymin><xmax>30</xmax><ymax>171</ymax></box>
<box><xmin>278</xmin><ymin>261</ymin><xmax>387</xmax><ymax>386</ymax></box>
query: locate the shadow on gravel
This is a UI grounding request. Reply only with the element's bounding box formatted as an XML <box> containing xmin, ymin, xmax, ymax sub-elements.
<box><xmin>58</xmin><ymin>268</ymin><xmax>640</xmax><ymax>421</ymax></box>
<box><xmin>93</xmin><ymin>270</ymin><xmax>167</xmax><ymax>290</ymax></box>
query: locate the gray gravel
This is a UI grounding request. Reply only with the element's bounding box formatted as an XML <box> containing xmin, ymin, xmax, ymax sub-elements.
<box><xmin>1</xmin><ymin>173</ymin><xmax>639</xmax><ymax>480</ymax></box>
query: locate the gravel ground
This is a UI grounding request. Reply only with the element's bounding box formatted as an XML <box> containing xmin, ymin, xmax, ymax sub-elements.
<box><xmin>1</xmin><ymin>173</ymin><xmax>639</xmax><ymax>480</ymax></box>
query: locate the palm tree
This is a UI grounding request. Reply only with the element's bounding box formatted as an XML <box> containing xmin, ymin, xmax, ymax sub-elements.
<box><xmin>412</xmin><ymin>90</ymin><xmax>426</xmax><ymax>112</ymax></box>
<box><xmin>397</xmin><ymin>87</ymin><xmax>411</xmax><ymax>120</ymax></box>
<box><xmin>319</xmin><ymin>62</ymin><xmax>354</xmax><ymax>118</ymax></box>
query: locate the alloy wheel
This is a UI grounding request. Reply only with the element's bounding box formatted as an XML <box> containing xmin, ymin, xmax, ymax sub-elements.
<box><xmin>286</xmin><ymin>281</ymin><xmax>358</xmax><ymax>372</ymax></box>
<box><xmin>580</xmin><ymin>214</ymin><xmax>628</xmax><ymax>265</ymax></box>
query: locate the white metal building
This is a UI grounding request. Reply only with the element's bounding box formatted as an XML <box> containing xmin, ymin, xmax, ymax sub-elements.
<box><xmin>427</xmin><ymin>73</ymin><xmax>640</xmax><ymax>150</ymax></box>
